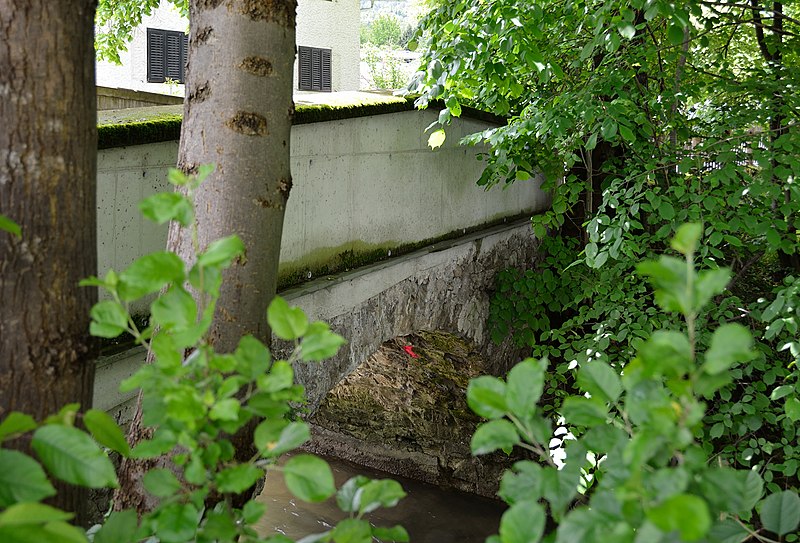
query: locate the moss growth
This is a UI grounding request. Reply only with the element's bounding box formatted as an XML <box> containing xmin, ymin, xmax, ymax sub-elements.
<box><xmin>275</xmin><ymin>212</ymin><xmax>532</xmax><ymax>291</ymax></box>
<box><xmin>97</xmin><ymin>95</ymin><xmax>505</xmax><ymax>149</ymax></box>
<box><xmin>98</xmin><ymin>113</ymin><xmax>182</xmax><ymax>150</ymax></box>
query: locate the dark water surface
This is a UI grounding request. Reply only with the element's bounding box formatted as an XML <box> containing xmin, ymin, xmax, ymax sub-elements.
<box><xmin>255</xmin><ymin>455</ymin><xmax>505</xmax><ymax>542</ymax></box>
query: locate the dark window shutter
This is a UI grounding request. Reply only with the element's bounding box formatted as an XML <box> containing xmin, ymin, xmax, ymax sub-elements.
<box><xmin>148</xmin><ymin>28</ymin><xmax>187</xmax><ymax>84</ymax></box>
<box><xmin>298</xmin><ymin>46</ymin><xmax>313</xmax><ymax>90</ymax></box>
<box><xmin>165</xmin><ymin>32</ymin><xmax>183</xmax><ymax>81</ymax></box>
<box><xmin>311</xmin><ymin>48</ymin><xmax>322</xmax><ymax>90</ymax></box>
<box><xmin>297</xmin><ymin>45</ymin><xmax>332</xmax><ymax>92</ymax></box>
<box><xmin>180</xmin><ymin>33</ymin><xmax>189</xmax><ymax>82</ymax></box>
<box><xmin>147</xmin><ymin>29</ymin><xmax>166</xmax><ymax>83</ymax></box>
<box><xmin>321</xmin><ymin>49</ymin><xmax>332</xmax><ymax>91</ymax></box>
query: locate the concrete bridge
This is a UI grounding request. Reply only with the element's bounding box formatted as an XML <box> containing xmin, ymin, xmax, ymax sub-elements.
<box><xmin>92</xmin><ymin>93</ymin><xmax>548</xmax><ymax>419</ymax></box>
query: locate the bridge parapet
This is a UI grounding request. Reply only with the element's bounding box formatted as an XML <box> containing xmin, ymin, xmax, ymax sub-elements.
<box><xmin>97</xmin><ymin>96</ymin><xmax>549</xmax><ymax>313</ymax></box>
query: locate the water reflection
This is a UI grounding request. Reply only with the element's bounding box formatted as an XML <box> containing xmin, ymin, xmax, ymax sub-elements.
<box><xmin>255</xmin><ymin>455</ymin><xmax>505</xmax><ymax>542</ymax></box>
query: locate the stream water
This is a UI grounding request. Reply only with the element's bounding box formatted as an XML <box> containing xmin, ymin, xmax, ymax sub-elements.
<box><xmin>255</xmin><ymin>455</ymin><xmax>506</xmax><ymax>542</ymax></box>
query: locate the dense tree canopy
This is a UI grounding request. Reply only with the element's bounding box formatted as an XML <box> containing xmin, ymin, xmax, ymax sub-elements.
<box><xmin>411</xmin><ymin>0</ymin><xmax>800</xmax><ymax>540</ymax></box>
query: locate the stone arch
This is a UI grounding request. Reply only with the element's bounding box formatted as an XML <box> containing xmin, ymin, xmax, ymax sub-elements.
<box><xmin>277</xmin><ymin>220</ymin><xmax>541</xmax><ymax>411</ymax></box>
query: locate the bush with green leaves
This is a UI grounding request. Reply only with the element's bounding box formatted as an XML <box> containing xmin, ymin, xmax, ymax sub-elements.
<box><xmin>0</xmin><ymin>167</ymin><xmax>408</xmax><ymax>543</ymax></box>
<box><xmin>469</xmin><ymin>225</ymin><xmax>800</xmax><ymax>543</ymax></box>
<box><xmin>363</xmin><ymin>14</ymin><xmax>403</xmax><ymax>49</ymax></box>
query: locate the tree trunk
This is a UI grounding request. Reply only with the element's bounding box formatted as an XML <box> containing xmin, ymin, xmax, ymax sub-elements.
<box><xmin>0</xmin><ymin>0</ymin><xmax>98</xmax><ymax>523</ymax></box>
<box><xmin>114</xmin><ymin>0</ymin><xmax>297</xmax><ymax>514</ymax></box>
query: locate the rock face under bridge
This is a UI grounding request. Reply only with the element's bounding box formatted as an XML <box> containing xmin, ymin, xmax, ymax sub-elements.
<box><xmin>306</xmin><ymin>331</ymin><xmax>524</xmax><ymax>498</ymax></box>
<box><xmin>278</xmin><ymin>219</ymin><xmax>542</xmax><ymax>411</ymax></box>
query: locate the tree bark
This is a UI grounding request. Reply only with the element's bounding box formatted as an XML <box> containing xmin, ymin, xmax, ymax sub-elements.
<box><xmin>0</xmin><ymin>0</ymin><xmax>98</xmax><ymax>522</ymax></box>
<box><xmin>114</xmin><ymin>0</ymin><xmax>297</xmax><ymax>514</ymax></box>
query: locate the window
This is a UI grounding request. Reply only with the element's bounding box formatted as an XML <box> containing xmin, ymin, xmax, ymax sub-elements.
<box><xmin>147</xmin><ymin>28</ymin><xmax>188</xmax><ymax>83</ymax></box>
<box><xmin>298</xmin><ymin>46</ymin><xmax>332</xmax><ymax>92</ymax></box>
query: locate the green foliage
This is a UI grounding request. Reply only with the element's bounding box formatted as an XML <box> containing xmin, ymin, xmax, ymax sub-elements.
<box><xmin>412</xmin><ymin>1</ymin><xmax>799</xmax><ymax>532</ymax></box>
<box><xmin>0</xmin><ymin>214</ymin><xmax>21</xmax><ymax>238</ymax></box>
<box><xmin>363</xmin><ymin>47</ymin><xmax>409</xmax><ymax>90</ymax></box>
<box><xmin>469</xmin><ymin>227</ymin><xmax>799</xmax><ymax>542</ymax></box>
<box><xmin>0</xmin><ymin>166</ymin><xmax>406</xmax><ymax>542</ymax></box>
<box><xmin>363</xmin><ymin>14</ymin><xmax>403</xmax><ymax>48</ymax></box>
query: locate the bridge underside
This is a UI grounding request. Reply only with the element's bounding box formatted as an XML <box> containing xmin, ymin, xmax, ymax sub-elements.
<box><xmin>277</xmin><ymin>219</ymin><xmax>542</xmax><ymax>411</ymax></box>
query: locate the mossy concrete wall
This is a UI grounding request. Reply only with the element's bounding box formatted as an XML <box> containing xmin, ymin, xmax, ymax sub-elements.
<box><xmin>97</xmin><ymin>103</ymin><xmax>548</xmax><ymax>312</ymax></box>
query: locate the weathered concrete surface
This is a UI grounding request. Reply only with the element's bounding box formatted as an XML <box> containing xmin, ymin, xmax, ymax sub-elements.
<box><xmin>279</xmin><ymin>219</ymin><xmax>541</xmax><ymax>411</ymax></box>
<box><xmin>305</xmin><ymin>331</ymin><xmax>521</xmax><ymax>498</ymax></box>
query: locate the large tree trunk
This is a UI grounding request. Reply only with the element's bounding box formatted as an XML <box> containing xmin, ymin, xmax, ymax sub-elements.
<box><xmin>0</xmin><ymin>0</ymin><xmax>98</xmax><ymax>522</ymax></box>
<box><xmin>114</xmin><ymin>0</ymin><xmax>297</xmax><ymax>514</ymax></box>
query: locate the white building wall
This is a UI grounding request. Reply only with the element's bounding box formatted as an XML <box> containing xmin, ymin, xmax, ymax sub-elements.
<box><xmin>296</xmin><ymin>0</ymin><xmax>361</xmax><ymax>92</ymax></box>
<box><xmin>95</xmin><ymin>0</ymin><xmax>360</xmax><ymax>94</ymax></box>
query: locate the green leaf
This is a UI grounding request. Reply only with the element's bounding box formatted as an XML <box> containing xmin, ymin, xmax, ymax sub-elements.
<box><xmin>209</xmin><ymin>398</ymin><xmax>241</xmax><ymax>421</ymax></box>
<box><xmin>283</xmin><ymin>454</ymin><xmax>335</xmax><ymax>502</ymax></box>
<box><xmin>646</xmin><ymin>494</ymin><xmax>710</xmax><ymax>541</ymax></box>
<box><xmin>695</xmin><ymin>268</ymin><xmax>732</xmax><ymax>310</ymax></box>
<box><xmin>371</xmin><ymin>525</ymin><xmax>409</xmax><ymax>542</ymax></box>
<box><xmin>301</xmin><ymin>322</ymin><xmax>347</xmax><ymax>361</ymax></box>
<box><xmin>667</xmin><ymin>23</ymin><xmax>686</xmax><ymax>46</ymax></box>
<box><xmin>235</xmin><ymin>335</ymin><xmax>272</xmax><ymax>379</ymax></box>
<box><xmin>658</xmin><ymin>200</ymin><xmax>675</xmax><ymax>220</ymax></box>
<box><xmin>618</xmin><ymin>23</ymin><xmax>636</xmax><ymax>40</ymax></box>
<box><xmin>0</xmin><ymin>502</ymin><xmax>72</xmax><ymax>524</ymax></box>
<box><xmin>700</xmin><ymin>468</ymin><xmax>763</xmax><ymax>516</ymax></box>
<box><xmin>786</xmin><ymin>397</ymin><xmax>800</xmax><ymax>421</ymax></box>
<box><xmin>703</xmin><ymin>323</ymin><xmax>753</xmax><ymax>374</ymax></box>
<box><xmin>153</xmin><ymin>502</ymin><xmax>199</xmax><ymax>543</ymax></box>
<box><xmin>267</xmin><ymin>296</ymin><xmax>309</xmax><ymax>341</ymax></box>
<box><xmin>196</xmin><ymin>235</ymin><xmax>245</xmax><ymax>269</ymax></box>
<box><xmin>671</xmin><ymin>223</ymin><xmax>702</xmax><ymax>255</ymax></box>
<box><xmin>446</xmin><ymin>95</ymin><xmax>462</xmax><ymax>117</ymax></box>
<box><xmin>619</xmin><ymin>124</ymin><xmax>635</xmax><ymax>143</ymax></box>
<box><xmin>138</xmin><ymin>192</ymin><xmax>193</xmax><ymax>226</ymax></box>
<box><xmin>0</xmin><ymin>215</ymin><xmax>21</xmax><ymax>237</ymax></box>
<box><xmin>167</xmin><ymin>167</ymin><xmax>189</xmax><ymax>186</ymax></box>
<box><xmin>499</xmin><ymin>500</ymin><xmax>545</xmax><ymax>543</ymax></box>
<box><xmin>560</xmin><ymin>396</ymin><xmax>608</xmax><ymax>426</ymax></box>
<box><xmin>258</xmin><ymin>421</ymin><xmax>310</xmax><ymax>457</ymax></box>
<box><xmin>242</xmin><ymin>500</ymin><xmax>267</xmax><ymax>524</ymax></box>
<box><xmin>336</xmin><ymin>476</ymin><xmax>371</xmax><ymax>513</ymax></box>
<box><xmin>92</xmin><ymin>510</ymin><xmax>137</xmax><ymax>543</ymax></box>
<box><xmin>150</xmin><ymin>287</ymin><xmax>196</xmax><ymax>332</ymax></box>
<box><xmin>770</xmin><ymin>384</ymin><xmax>794</xmax><ymax>401</ymax></box>
<box><xmin>506</xmin><ymin>358</ymin><xmax>546</xmax><ymax>418</ymax></box>
<box><xmin>499</xmin><ymin>461</ymin><xmax>543</xmax><ymax>505</ymax></box>
<box><xmin>471</xmin><ymin>419</ymin><xmax>520</xmax><ymax>455</ymax></box>
<box><xmin>143</xmin><ymin>468</ymin><xmax>181</xmax><ymax>498</ymax></box>
<box><xmin>0</xmin><ymin>449</ymin><xmax>56</xmax><ymax>507</ymax></box>
<box><xmin>707</xmin><ymin>519</ymin><xmax>750</xmax><ymax>543</ymax></box>
<box><xmin>467</xmin><ymin>376</ymin><xmax>508</xmax><ymax>419</ymax></box>
<box><xmin>331</xmin><ymin>518</ymin><xmax>372</xmax><ymax>543</ymax></box>
<box><xmin>638</xmin><ymin>330</ymin><xmax>692</xmax><ymax>379</ymax></box>
<box><xmin>428</xmin><ymin>129</ymin><xmax>446</xmax><ymax>149</ymax></box>
<box><xmin>31</xmin><ymin>425</ymin><xmax>118</xmax><ymax>488</ymax></box>
<box><xmin>215</xmin><ymin>465</ymin><xmax>263</xmax><ymax>494</ymax></box>
<box><xmin>760</xmin><ymin>491</ymin><xmax>800</xmax><ymax>536</ymax></box>
<box><xmin>257</xmin><ymin>360</ymin><xmax>294</xmax><ymax>392</ymax></box>
<box><xmin>89</xmin><ymin>300</ymin><xmax>129</xmax><ymax>338</ymax></box>
<box><xmin>0</xmin><ymin>412</ymin><xmax>37</xmax><ymax>441</ymax></box>
<box><xmin>84</xmin><ymin>409</ymin><xmax>130</xmax><ymax>456</ymax></box>
<box><xmin>118</xmin><ymin>252</ymin><xmax>184</xmax><ymax>301</ymax></box>
<box><xmin>358</xmin><ymin>479</ymin><xmax>406</xmax><ymax>514</ymax></box>
<box><xmin>577</xmin><ymin>361</ymin><xmax>622</xmax><ymax>403</ymax></box>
